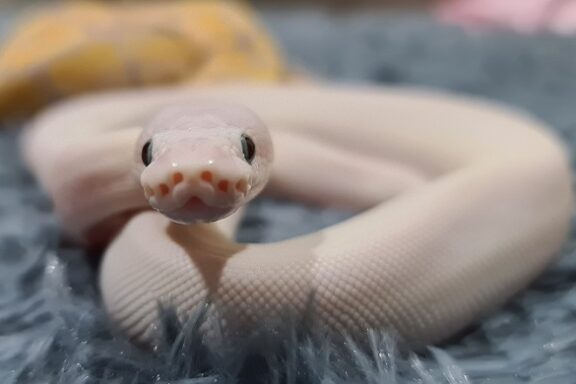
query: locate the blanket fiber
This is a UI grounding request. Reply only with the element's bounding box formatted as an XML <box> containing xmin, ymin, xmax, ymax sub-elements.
<box><xmin>1</xmin><ymin>9</ymin><xmax>576</xmax><ymax>384</ymax></box>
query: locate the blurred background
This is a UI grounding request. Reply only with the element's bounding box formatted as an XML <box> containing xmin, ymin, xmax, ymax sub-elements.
<box><xmin>3</xmin><ymin>1</ymin><xmax>576</xmax><ymax>384</ymax></box>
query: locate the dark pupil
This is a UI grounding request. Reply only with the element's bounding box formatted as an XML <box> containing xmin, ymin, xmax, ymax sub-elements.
<box><xmin>241</xmin><ymin>134</ymin><xmax>256</xmax><ymax>164</ymax></box>
<box><xmin>141</xmin><ymin>140</ymin><xmax>153</xmax><ymax>166</ymax></box>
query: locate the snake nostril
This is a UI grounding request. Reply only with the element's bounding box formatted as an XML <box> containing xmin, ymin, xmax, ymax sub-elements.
<box><xmin>201</xmin><ymin>171</ymin><xmax>213</xmax><ymax>183</ymax></box>
<box><xmin>144</xmin><ymin>185</ymin><xmax>155</xmax><ymax>197</ymax></box>
<box><xmin>218</xmin><ymin>180</ymin><xmax>229</xmax><ymax>193</ymax></box>
<box><xmin>235</xmin><ymin>179</ymin><xmax>247</xmax><ymax>194</ymax></box>
<box><xmin>173</xmin><ymin>172</ymin><xmax>184</xmax><ymax>184</ymax></box>
<box><xmin>159</xmin><ymin>184</ymin><xmax>170</xmax><ymax>196</ymax></box>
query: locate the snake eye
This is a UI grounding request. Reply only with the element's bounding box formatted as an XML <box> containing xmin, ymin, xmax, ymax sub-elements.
<box><xmin>141</xmin><ymin>140</ymin><xmax>153</xmax><ymax>166</ymax></box>
<box><xmin>240</xmin><ymin>134</ymin><xmax>256</xmax><ymax>164</ymax></box>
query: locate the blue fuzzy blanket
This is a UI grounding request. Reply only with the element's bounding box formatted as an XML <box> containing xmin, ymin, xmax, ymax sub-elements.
<box><xmin>2</xmin><ymin>10</ymin><xmax>576</xmax><ymax>384</ymax></box>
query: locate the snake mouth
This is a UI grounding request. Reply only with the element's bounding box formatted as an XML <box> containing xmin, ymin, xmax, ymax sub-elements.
<box><xmin>160</xmin><ymin>195</ymin><xmax>235</xmax><ymax>224</ymax></box>
<box><xmin>141</xmin><ymin>166</ymin><xmax>248</xmax><ymax>224</ymax></box>
<box><xmin>181</xmin><ymin>196</ymin><xmax>210</xmax><ymax>211</ymax></box>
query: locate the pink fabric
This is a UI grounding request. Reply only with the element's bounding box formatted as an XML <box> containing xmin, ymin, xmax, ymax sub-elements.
<box><xmin>437</xmin><ymin>0</ymin><xmax>576</xmax><ymax>34</ymax></box>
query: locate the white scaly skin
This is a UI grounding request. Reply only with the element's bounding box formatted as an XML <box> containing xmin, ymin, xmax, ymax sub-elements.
<box><xmin>22</xmin><ymin>84</ymin><xmax>573</xmax><ymax>348</ymax></box>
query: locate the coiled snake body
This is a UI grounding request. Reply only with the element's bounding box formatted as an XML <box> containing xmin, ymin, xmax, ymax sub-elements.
<box><xmin>23</xmin><ymin>84</ymin><xmax>573</xmax><ymax>348</ymax></box>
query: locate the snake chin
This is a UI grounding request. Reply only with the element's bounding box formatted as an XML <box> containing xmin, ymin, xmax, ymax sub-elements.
<box><xmin>158</xmin><ymin>195</ymin><xmax>237</xmax><ymax>224</ymax></box>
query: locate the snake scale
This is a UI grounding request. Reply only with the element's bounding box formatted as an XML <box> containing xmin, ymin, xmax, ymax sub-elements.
<box><xmin>21</xmin><ymin>83</ymin><xmax>573</xmax><ymax>349</ymax></box>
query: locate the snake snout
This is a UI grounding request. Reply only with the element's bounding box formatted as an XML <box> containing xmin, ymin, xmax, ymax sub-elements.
<box><xmin>141</xmin><ymin>165</ymin><xmax>250</xmax><ymax>223</ymax></box>
<box><xmin>143</xmin><ymin>169</ymin><xmax>249</xmax><ymax>200</ymax></box>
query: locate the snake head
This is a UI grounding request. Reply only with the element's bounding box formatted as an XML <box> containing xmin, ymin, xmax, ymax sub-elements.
<box><xmin>135</xmin><ymin>102</ymin><xmax>273</xmax><ymax>224</ymax></box>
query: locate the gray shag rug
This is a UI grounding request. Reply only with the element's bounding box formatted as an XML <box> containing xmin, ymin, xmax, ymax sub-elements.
<box><xmin>2</xmin><ymin>9</ymin><xmax>576</xmax><ymax>384</ymax></box>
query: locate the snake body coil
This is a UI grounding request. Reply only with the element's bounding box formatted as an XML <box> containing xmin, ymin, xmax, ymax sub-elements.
<box><xmin>23</xmin><ymin>84</ymin><xmax>573</xmax><ymax>348</ymax></box>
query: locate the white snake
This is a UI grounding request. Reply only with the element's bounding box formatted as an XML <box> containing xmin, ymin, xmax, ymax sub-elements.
<box><xmin>22</xmin><ymin>84</ymin><xmax>573</xmax><ymax>349</ymax></box>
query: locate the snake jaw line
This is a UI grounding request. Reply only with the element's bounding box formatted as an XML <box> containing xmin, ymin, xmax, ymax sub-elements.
<box><xmin>142</xmin><ymin>165</ymin><xmax>251</xmax><ymax>224</ymax></box>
